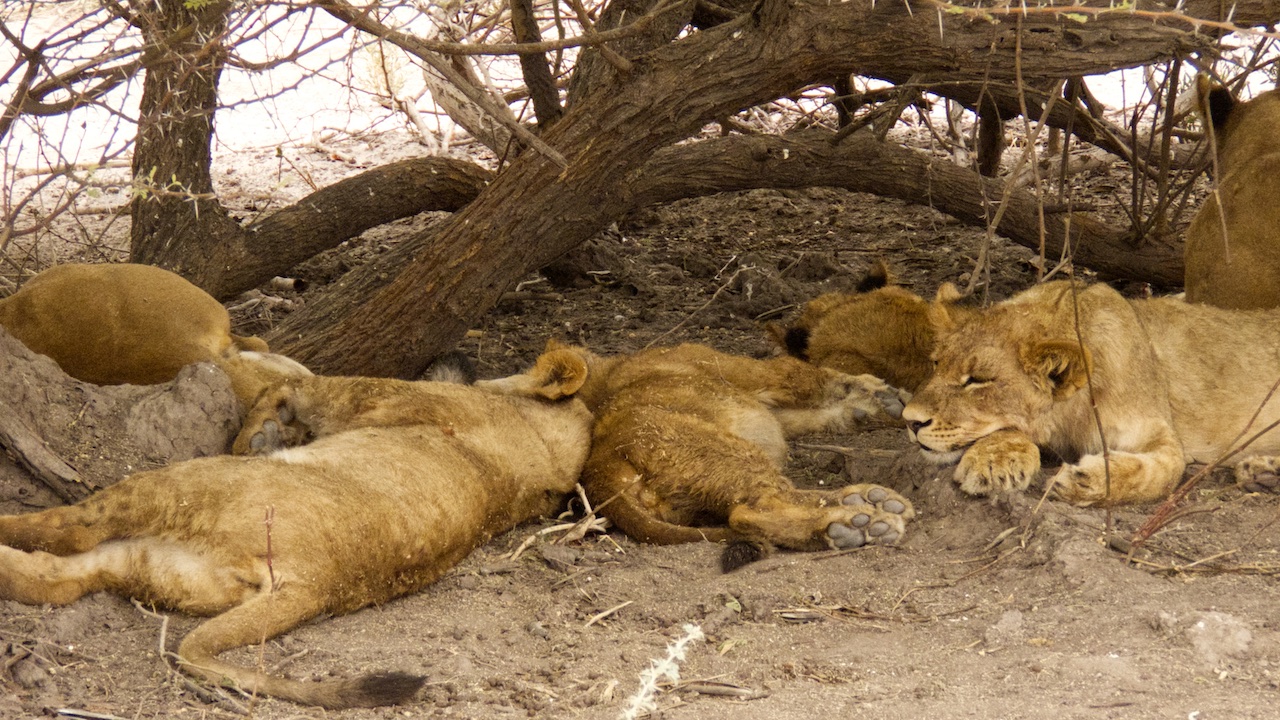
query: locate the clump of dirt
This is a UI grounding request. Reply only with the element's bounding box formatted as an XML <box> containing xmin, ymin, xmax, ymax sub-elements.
<box><xmin>0</xmin><ymin>327</ymin><xmax>240</xmax><ymax>508</ymax></box>
<box><xmin>3</xmin><ymin>154</ymin><xmax>1279</xmax><ymax>720</ymax></box>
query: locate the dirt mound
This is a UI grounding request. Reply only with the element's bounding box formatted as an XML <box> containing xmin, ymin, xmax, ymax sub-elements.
<box><xmin>0</xmin><ymin>327</ymin><xmax>240</xmax><ymax>509</ymax></box>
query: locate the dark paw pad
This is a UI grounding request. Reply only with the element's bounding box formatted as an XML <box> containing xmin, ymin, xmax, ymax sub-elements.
<box><xmin>876</xmin><ymin>387</ymin><xmax>906</xmax><ymax>419</ymax></box>
<box><xmin>248</xmin><ymin>419</ymin><xmax>282</xmax><ymax>454</ymax></box>
<box><xmin>1243</xmin><ymin>472</ymin><xmax>1280</xmax><ymax>493</ymax></box>
<box><xmin>827</xmin><ymin>523</ymin><xmax>868</xmax><ymax>549</ymax></box>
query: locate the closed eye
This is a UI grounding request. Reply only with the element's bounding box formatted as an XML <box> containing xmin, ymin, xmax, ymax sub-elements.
<box><xmin>960</xmin><ymin>374</ymin><xmax>993</xmax><ymax>389</ymax></box>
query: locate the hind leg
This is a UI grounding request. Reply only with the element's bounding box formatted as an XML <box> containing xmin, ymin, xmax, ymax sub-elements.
<box><xmin>178</xmin><ymin>587</ymin><xmax>422</xmax><ymax>709</ymax></box>
<box><xmin>0</xmin><ymin>499</ymin><xmax>125</xmax><ymax>554</ymax></box>
<box><xmin>0</xmin><ymin>537</ymin><xmax>263</xmax><ymax>613</ymax></box>
<box><xmin>583</xmin><ymin>443</ymin><xmax>736</xmax><ymax>545</ymax></box>
<box><xmin>728</xmin><ymin>483</ymin><xmax>914</xmax><ymax>552</ymax></box>
<box><xmin>0</xmin><ymin>545</ymin><xmax>107</xmax><ymax>605</ymax></box>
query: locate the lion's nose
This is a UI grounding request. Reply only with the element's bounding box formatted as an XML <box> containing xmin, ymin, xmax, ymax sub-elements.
<box><xmin>907</xmin><ymin>419</ymin><xmax>931</xmax><ymax>435</ymax></box>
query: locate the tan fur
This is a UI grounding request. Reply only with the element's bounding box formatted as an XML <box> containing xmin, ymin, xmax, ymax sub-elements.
<box><xmin>1184</xmin><ymin>80</ymin><xmax>1280</xmax><ymax>309</ymax></box>
<box><xmin>769</xmin><ymin>268</ymin><xmax>967</xmax><ymax>393</ymax></box>
<box><xmin>484</xmin><ymin>342</ymin><xmax>914</xmax><ymax>557</ymax></box>
<box><xmin>903</xmin><ymin>281</ymin><xmax>1280</xmax><ymax>505</ymax></box>
<box><xmin>0</xmin><ymin>263</ymin><xmax>310</xmax><ymax>408</ymax></box>
<box><xmin>0</xmin><ymin>364</ymin><xmax>593</xmax><ymax>708</ymax></box>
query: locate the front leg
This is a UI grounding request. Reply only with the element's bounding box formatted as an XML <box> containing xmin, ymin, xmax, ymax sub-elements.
<box><xmin>1049</xmin><ymin>443</ymin><xmax>1186</xmax><ymax>506</ymax></box>
<box><xmin>772</xmin><ymin>370</ymin><xmax>908</xmax><ymax>437</ymax></box>
<box><xmin>232</xmin><ymin>380</ymin><xmax>310</xmax><ymax>455</ymax></box>
<box><xmin>954</xmin><ymin>430</ymin><xmax>1041</xmax><ymax>496</ymax></box>
<box><xmin>231</xmin><ymin>376</ymin><xmax>408</xmax><ymax>455</ymax></box>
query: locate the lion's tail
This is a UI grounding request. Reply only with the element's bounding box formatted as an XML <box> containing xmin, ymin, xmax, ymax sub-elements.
<box><xmin>177</xmin><ymin>587</ymin><xmax>424</xmax><ymax>709</ymax></box>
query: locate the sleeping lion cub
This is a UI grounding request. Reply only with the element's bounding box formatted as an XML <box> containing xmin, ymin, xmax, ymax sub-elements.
<box><xmin>484</xmin><ymin>341</ymin><xmax>915</xmax><ymax>569</ymax></box>
<box><xmin>902</xmin><ymin>281</ymin><xmax>1280</xmax><ymax>505</ymax></box>
<box><xmin>0</xmin><ymin>350</ymin><xmax>592</xmax><ymax>709</ymax></box>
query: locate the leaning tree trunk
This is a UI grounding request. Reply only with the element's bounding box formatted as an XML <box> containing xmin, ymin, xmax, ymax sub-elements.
<box><xmin>128</xmin><ymin>0</ymin><xmax>244</xmax><ymax>282</ymax></box>
<box><xmin>269</xmin><ymin>0</ymin><xmax>1244</xmax><ymax>377</ymax></box>
<box><xmin>122</xmin><ymin>1</ymin><xmax>497</xmax><ymax>298</ymax></box>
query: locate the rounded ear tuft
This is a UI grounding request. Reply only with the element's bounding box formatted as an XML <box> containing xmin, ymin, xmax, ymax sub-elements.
<box><xmin>855</xmin><ymin>260</ymin><xmax>891</xmax><ymax>293</ymax></box>
<box><xmin>1020</xmin><ymin>340</ymin><xmax>1093</xmax><ymax>400</ymax></box>
<box><xmin>934</xmin><ymin>282</ymin><xmax>964</xmax><ymax>304</ymax></box>
<box><xmin>534</xmin><ymin>349</ymin><xmax>588</xmax><ymax>399</ymax></box>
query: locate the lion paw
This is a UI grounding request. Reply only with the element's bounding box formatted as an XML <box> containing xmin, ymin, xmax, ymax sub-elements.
<box><xmin>954</xmin><ymin>432</ymin><xmax>1040</xmax><ymax>496</ymax></box>
<box><xmin>233</xmin><ymin>397</ymin><xmax>301</xmax><ymax>456</ymax></box>
<box><xmin>825</xmin><ymin>484</ymin><xmax>915</xmax><ymax>549</ymax></box>
<box><xmin>832</xmin><ymin>373</ymin><xmax>909</xmax><ymax>422</ymax></box>
<box><xmin>1235</xmin><ymin>456</ymin><xmax>1280</xmax><ymax>493</ymax></box>
<box><xmin>1047</xmin><ymin>458</ymin><xmax>1109</xmax><ymax>505</ymax></box>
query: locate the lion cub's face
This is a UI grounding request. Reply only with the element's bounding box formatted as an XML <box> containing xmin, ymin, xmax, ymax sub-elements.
<box><xmin>902</xmin><ymin>289</ymin><xmax>1092</xmax><ymax>462</ymax></box>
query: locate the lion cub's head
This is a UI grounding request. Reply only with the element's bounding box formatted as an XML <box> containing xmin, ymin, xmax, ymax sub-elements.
<box><xmin>768</xmin><ymin>262</ymin><xmax>938</xmax><ymax>393</ymax></box>
<box><xmin>901</xmin><ymin>283</ymin><xmax>1093</xmax><ymax>462</ymax></box>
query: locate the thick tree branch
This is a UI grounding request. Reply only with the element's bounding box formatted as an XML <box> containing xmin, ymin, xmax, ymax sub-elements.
<box><xmin>509</xmin><ymin>0</ymin><xmax>563</xmax><ymax>128</ymax></box>
<box><xmin>632</xmin><ymin>129</ymin><xmax>1179</xmax><ymax>285</ymax></box>
<box><xmin>268</xmin><ymin>0</ymin><xmax>1262</xmax><ymax>377</ymax></box>
<box><xmin>214</xmin><ymin>157</ymin><xmax>492</xmax><ymax>298</ymax></box>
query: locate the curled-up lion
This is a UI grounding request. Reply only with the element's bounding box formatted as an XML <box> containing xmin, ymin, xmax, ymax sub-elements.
<box><xmin>902</xmin><ymin>280</ymin><xmax>1280</xmax><ymax>505</ymax></box>
<box><xmin>0</xmin><ymin>350</ymin><xmax>593</xmax><ymax>709</ymax></box>
<box><xmin>0</xmin><ymin>263</ymin><xmax>311</xmax><ymax>409</ymax></box>
<box><xmin>769</xmin><ymin>262</ymin><xmax>967</xmax><ymax>393</ymax></box>
<box><xmin>485</xmin><ymin>341</ymin><xmax>915</xmax><ymax>569</ymax></box>
<box><xmin>1184</xmin><ymin>79</ymin><xmax>1280</xmax><ymax>310</ymax></box>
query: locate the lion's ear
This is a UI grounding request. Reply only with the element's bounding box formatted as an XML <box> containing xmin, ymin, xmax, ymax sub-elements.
<box><xmin>1195</xmin><ymin>73</ymin><xmax>1236</xmax><ymax>138</ymax></box>
<box><xmin>928</xmin><ymin>283</ymin><xmax>964</xmax><ymax>332</ymax></box>
<box><xmin>529</xmin><ymin>348</ymin><xmax>588</xmax><ymax>400</ymax></box>
<box><xmin>1020</xmin><ymin>340</ymin><xmax>1092</xmax><ymax>400</ymax></box>
<box><xmin>854</xmin><ymin>260</ymin><xmax>891</xmax><ymax>293</ymax></box>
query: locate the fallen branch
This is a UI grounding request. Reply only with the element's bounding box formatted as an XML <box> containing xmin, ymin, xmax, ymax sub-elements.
<box><xmin>0</xmin><ymin>399</ymin><xmax>88</xmax><ymax>503</ymax></box>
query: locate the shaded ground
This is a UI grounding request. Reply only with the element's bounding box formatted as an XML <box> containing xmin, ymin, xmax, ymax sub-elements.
<box><xmin>2</xmin><ymin>136</ymin><xmax>1278</xmax><ymax>720</ymax></box>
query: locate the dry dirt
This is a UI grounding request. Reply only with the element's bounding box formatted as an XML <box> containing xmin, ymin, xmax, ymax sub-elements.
<box><xmin>2</xmin><ymin>134</ymin><xmax>1279</xmax><ymax>720</ymax></box>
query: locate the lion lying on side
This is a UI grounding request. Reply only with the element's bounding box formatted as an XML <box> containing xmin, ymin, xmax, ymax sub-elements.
<box><xmin>1184</xmin><ymin>78</ymin><xmax>1280</xmax><ymax>310</ymax></box>
<box><xmin>0</xmin><ymin>348</ymin><xmax>593</xmax><ymax>709</ymax></box>
<box><xmin>0</xmin><ymin>263</ymin><xmax>310</xmax><ymax>408</ymax></box>
<box><xmin>902</xmin><ymin>280</ymin><xmax>1280</xmax><ymax>505</ymax></box>
<box><xmin>485</xmin><ymin>341</ymin><xmax>915</xmax><ymax>569</ymax></box>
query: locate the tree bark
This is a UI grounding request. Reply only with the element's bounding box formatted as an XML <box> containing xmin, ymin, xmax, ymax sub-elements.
<box><xmin>566</xmin><ymin>0</ymin><xmax>694</xmax><ymax>107</ymax></box>
<box><xmin>509</xmin><ymin>0</ymin><xmax>563</xmax><ymax>128</ymax></box>
<box><xmin>213</xmin><ymin>157</ymin><xmax>490</xmax><ymax>298</ymax></box>
<box><xmin>630</xmin><ymin>129</ymin><xmax>1179</xmax><ymax>285</ymax></box>
<box><xmin>128</xmin><ymin>0</ymin><xmax>244</xmax><ymax>279</ymax></box>
<box><xmin>269</xmin><ymin>0</ymin><xmax>1239</xmax><ymax>377</ymax></box>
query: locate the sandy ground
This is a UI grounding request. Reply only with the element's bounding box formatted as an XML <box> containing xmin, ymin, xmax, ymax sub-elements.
<box><xmin>2</xmin><ymin>129</ymin><xmax>1279</xmax><ymax>720</ymax></box>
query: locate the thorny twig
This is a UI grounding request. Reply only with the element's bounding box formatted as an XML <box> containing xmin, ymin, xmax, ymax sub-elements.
<box><xmin>506</xmin><ymin>483</ymin><xmax>610</xmax><ymax>560</ymax></box>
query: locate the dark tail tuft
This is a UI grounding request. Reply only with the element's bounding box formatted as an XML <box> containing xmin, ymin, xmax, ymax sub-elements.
<box><xmin>349</xmin><ymin>672</ymin><xmax>427</xmax><ymax>707</ymax></box>
<box><xmin>427</xmin><ymin>350</ymin><xmax>477</xmax><ymax>385</ymax></box>
<box><xmin>782</xmin><ymin>326</ymin><xmax>810</xmax><ymax>360</ymax></box>
<box><xmin>721</xmin><ymin>540</ymin><xmax>769</xmax><ymax>572</ymax></box>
